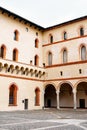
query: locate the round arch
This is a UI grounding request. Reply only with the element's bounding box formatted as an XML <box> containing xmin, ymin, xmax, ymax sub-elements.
<box><xmin>59</xmin><ymin>82</ymin><xmax>73</xmax><ymax>108</ymax></box>
<box><xmin>58</xmin><ymin>81</ymin><xmax>73</xmax><ymax>91</ymax></box>
<box><xmin>44</xmin><ymin>82</ymin><xmax>57</xmax><ymax>91</ymax></box>
<box><xmin>75</xmin><ymin>81</ymin><xmax>87</xmax><ymax>108</ymax></box>
<box><xmin>74</xmin><ymin>80</ymin><xmax>87</xmax><ymax>90</ymax></box>
<box><xmin>44</xmin><ymin>84</ymin><xmax>57</xmax><ymax>108</ymax></box>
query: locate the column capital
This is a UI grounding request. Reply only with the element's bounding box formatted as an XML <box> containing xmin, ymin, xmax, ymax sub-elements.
<box><xmin>56</xmin><ymin>90</ymin><xmax>60</xmax><ymax>94</ymax></box>
<box><xmin>43</xmin><ymin>90</ymin><xmax>45</xmax><ymax>95</ymax></box>
<box><xmin>73</xmin><ymin>89</ymin><xmax>77</xmax><ymax>94</ymax></box>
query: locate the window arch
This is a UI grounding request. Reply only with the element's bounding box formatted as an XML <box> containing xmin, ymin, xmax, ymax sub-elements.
<box><xmin>35</xmin><ymin>39</ymin><xmax>39</xmax><ymax>48</ymax></box>
<box><xmin>48</xmin><ymin>51</ymin><xmax>52</xmax><ymax>65</ymax></box>
<box><xmin>0</xmin><ymin>45</ymin><xmax>6</xmax><ymax>59</ymax></box>
<box><xmin>63</xmin><ymin>31</ymin><xmax>67</xmax><ymax>40</ymax></box>
<box><xmin>35</xmin><ymin>88</ymin><xmax>40</xmax><ymax>106</ymax></box>
<box><xmin>13</xmin><ymin>48</ymin><xmax>18</xmax><ymax>61</ymax></box>
<box><xmin>14</xmin><ymin>30</ymin><xmax>19</xmax><ymax>41</ymax></box>
<box><xmin>9</xmin><ymin>84</ymin><xmax>18</xmax><ymax>106</ymax></box>
<box><xmin>63</xmin><ymin>49</ymin><xmax>67</xmax><ymax>63</ymax></box>
<box><xmin>81</xmin><ymin>45</ymin><xmax>86</xmax><ymax>60</ymax></box>
<box><xmin>34</xmin><ymin>55</ymin><xmax>39</xmax><ymax>66</ymax></box>
<box><xmin>80</xmin><ymin>27</ymin><xmax>84</xmax><ymax>36</ymax></box>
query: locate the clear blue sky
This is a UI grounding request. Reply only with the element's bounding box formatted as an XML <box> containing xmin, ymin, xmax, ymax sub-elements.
<box><xmin>0</xmin><ymin>0</ymin><xmax>87</xmax><ymax>27</ymax></box>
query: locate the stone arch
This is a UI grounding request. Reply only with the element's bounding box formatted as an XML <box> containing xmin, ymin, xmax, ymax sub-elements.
<box><xmin>44</xmin><ymin>82</ymin><xmax>57</xmax><ymax>91</ymax></box>
<box><xmin>59</xmin><ymin>81</ymin><xmax>73</xmax><ymax>108</ymax></box>
<box><xmin>58</xmin><ymin>81</ymin><xmax>73</xmax><ymax>91</ymax></box>
<box><xmin>74</xmin><ymin>80</ymin><xmax>87</xmax><ymax>90</ymax></box>
<box><xmin>75</xmin><ymin>80</ymin><xmax>87</xmax><ymax>108</ymax></box>
<box><xmin>44</xmin><ymin>84</ymin><xmax>57</xmax><ymax>108</ymax></box>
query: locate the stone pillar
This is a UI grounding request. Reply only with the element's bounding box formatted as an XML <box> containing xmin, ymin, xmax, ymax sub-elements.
<box><xmin>42</xmin><ymin>90</ymin><xmax>45</xmax><ymax>109</ymax></box>
<box><xmin>73</xmin><ymin>89</ymin><xmax>77</xmax><ymax>109</ymax></box>
<box><xmin>56</xmin><ymin>90</ymin><xmax>60</xmax><ymax>109</ymax></box>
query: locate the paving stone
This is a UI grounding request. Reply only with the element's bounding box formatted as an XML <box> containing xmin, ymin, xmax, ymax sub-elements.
<box><xmin>0</xmin><ymin>109</ymin><xmax>86</xmax><ymax>130</ymax></box>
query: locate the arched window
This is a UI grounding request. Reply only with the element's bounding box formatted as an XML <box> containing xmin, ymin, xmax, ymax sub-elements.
<box><xmin>0</xmin><ymin>45</ymin><xmax>6</xmax><ymax>58</ymax></box>
<box><xmin>9</xmin><ymin>84</ymin><xmax>18</xmax><ymax>106</ymax></box>
<box><xmin>35</xmin><ymin>88</ymin><xmax>40</xmax><ymax>106</ymax></box>
<box><xmin>49</xmin><ymin>34</ymin><xmax>53</xmax><ymax>43</ymax></box>
<box><xmin>35</xmin><ymin>39</ymin><xmax>39</xmax><ymax>48</ymax></box>
<box><xmin>48</xmin><ymin>52</ymin><xmax>52</xmax><ymax>65</ymax></box>
<box><xmin>63</xmin><ymin>49</ymin><xmax>67</xmax><ymax>63</ymax></box>
<box><xmin>14</xmin><ymin>30</ymin><xmax>19</xmax><ymax>41</ymax></box>
<box><xmin>13</xmin><ymin>49</ymin><xmax>18</xmax><ymax>61</ymax></box>
<box><xmin>80</xmin><ymin>27</ymin><xmax>84</xmax><ymax>36</ymax></box>
<box><xmin>50</xmin><ymin>35</ymin><xmax>53</xmax><ymax>43</ymax></box>
<box><xmin>81</xmin><ymin>45</ymin><xmax>86</xmax><ymax>60</ymax></box>
<box><xmin>34</xmin><ymin>55</ymin><xmax>39</xmax><ymax>66</ymax></box>
<box><xmin>64</xmin><ymin>32</ymin><xmax>67</xmax><ymax>40</ymax></box>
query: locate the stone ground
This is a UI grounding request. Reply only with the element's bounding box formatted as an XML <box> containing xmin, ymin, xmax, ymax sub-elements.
<box><xmin>0</xmin><ymin>109</ymin><xmax>87</xmax><ymax>130</ymax></box>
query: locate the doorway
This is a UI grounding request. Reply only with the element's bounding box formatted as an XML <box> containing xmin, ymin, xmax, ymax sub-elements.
<box><xmin>47</xmin><ymin>99</ymin><xmax>51</xmax><ymax>107</ymax></box>
<box><xmin>24</xmin><ymin>99</ymin><xmax>28</xmax><ymax>110</ymax></box>
<box><xmin>79</xmin><ymin>99</ymin><xmax>85</xmax><ymax>108</ymax></box>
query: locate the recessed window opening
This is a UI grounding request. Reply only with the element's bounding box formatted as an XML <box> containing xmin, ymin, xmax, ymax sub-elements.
<box><xmin>48</xmin><ymin>52</ymin><xmax>52</xmax><ymax>65</ymax></box>
<box><xmin>63</xmin><ymin>49</ymin><xmax>67</xmax><ymax>63</ymax></box>
<box><xmin>80</xmin><ymin>27</ymin><xmax>84</xmax><ymax>36</ymax></box>
<box><xmin>64</xmin><ymin>32</ymin><xmax>67</xmax><ymax>40</ymax></box>
<box><xmin>81</xmin><ymin>46</ymin><xmax>86</xmax><ymax>60</ymax></box>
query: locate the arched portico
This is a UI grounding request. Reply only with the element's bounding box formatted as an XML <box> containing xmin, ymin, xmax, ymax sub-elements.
<box><xmin>44</xmin><ymin>84</ymin><xmax>57</xmax><ymax>108</ymax></box>
<box><xmin>77</xmin><ymin>82</ymin><xmax>87</xmax><ymax>108</ymax></box>
<box><xmin>59</xmin><ymin>83</ymin><xmax>73</xmax><ymax>108</ymax></box>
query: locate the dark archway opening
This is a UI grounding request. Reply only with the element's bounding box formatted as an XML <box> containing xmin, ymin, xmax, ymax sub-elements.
<box><xmin>77</xmin><ymin>82</ymin><xmax>87</xmax><ymax>108</ymax></box>
<box><xmin>44</xmin><ymin>84</ymin><xmax>56</xmax><ymax>108</ymax></box>
<box><xmin>60</xmin><ymin>83</ymin><xmax>73</xmax><ymax>108</ymax></box>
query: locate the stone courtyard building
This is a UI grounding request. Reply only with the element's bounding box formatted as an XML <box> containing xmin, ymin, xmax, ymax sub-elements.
<box><xmin>0</xmin><ymin>7</ymin><xmax>87</xmax><ymax>111</ymax></box>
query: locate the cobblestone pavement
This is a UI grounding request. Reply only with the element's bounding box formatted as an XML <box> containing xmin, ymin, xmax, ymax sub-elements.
<box><xmin>0</xmin><ymin>109</ymin><xmax>87</xmax><ymax>130</ymax></box>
